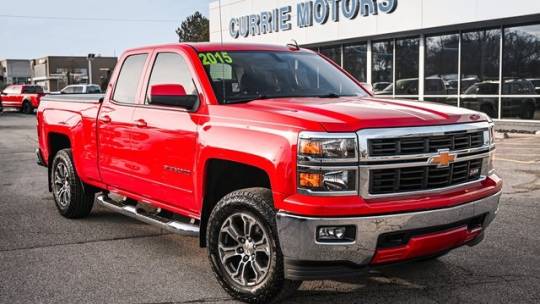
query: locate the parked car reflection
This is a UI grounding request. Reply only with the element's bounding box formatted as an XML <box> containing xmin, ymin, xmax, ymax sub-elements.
<box><xmin>461</xmin><ymin>79</ymin><xmax>538</xmax><ymax>119</ymax></box>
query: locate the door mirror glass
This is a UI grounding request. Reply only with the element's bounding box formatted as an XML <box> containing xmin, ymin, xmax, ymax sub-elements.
<box><xmin>149</xmin><ymin>84</ymin><xmax>198</xmax><ymax>110</ymax></box>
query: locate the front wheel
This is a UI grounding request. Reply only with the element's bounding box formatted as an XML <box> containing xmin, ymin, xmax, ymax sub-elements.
<box><xmin>207</xmin><ymin>188</ymin><xmax>301</xmax><ymax>303</ymax></box>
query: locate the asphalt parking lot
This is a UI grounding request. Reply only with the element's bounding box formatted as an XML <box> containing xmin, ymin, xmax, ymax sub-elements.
<box><xmin>1</xmin><ymin>111</ymin><xmax>539</xmax><ymax>304</ymax></box>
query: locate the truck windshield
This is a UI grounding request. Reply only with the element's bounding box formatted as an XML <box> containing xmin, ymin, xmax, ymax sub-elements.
<box><xmin>199</xmin><ymin>51</ymin><xmax>367</xmax><ymax>104</ymax></box>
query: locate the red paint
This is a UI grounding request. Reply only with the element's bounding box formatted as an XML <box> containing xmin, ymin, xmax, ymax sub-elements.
<box><xmin>371</xmin><ymin>226</ymin><xmax>483</xmax><ymax>265</ymax></box>
<box><xmin>150</xmin><ymin>84</ymin><xmax>187</xmax><ymax>96</ymax></box>
<box><xmin>1</xmin><ymin>84</ymin><xmax>44</xmax><ymax>110</ymax></box>
<box><xmin>36</xmin><ymin>42</ymin><xmax>498</xmax><ymax>230</ymax></box>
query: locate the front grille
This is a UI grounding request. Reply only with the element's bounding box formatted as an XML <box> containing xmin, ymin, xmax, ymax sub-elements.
<box><xmin>369</xmin><ymin>131</ymin><xmax>484</xmax><ymax>157</ymax></box>
<box><xmin>369</xmin><ymin>159</ymin><xmax>483</xmax><ymax>194</ymax></box>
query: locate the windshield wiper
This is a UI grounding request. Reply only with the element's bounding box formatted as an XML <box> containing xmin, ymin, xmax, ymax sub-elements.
<box><xmin>317</xmin><ymin>92</ymin><xmax>342</xmax><ymax>98</ymax></box>
<box><xmin>224</xmin><ymin>94</ymin><xmax>270</xmax><ymax>104</ymax></box>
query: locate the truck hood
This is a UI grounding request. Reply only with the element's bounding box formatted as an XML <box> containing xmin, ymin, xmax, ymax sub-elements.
<box><xmin>235</xmin><ymin>96</ymin><xmax>488</xmax><ymax>132</ymax></box>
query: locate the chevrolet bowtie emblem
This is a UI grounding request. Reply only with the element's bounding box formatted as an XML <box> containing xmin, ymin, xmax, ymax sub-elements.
<box><xmin>429</xmin><ymin>150</ymin><xmax>456</xmax><ymax>167</ymax></box>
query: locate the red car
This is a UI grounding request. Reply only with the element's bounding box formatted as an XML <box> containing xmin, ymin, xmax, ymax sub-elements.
<box><xmin>1</xmin><ymin>84</ymin><xmax>44</xmax><ymax>114</ymax></box>
<box><xmin>36</xmin><ymin>43</ymin><xmax>502</xmax><ymax>303</ymax></box>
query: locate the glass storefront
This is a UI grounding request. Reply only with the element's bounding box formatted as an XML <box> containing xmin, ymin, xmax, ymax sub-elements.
<box><xmin>343</xmin><ymin>43</ymin><xmax>367</xmax><ymax>82</ymax></box>
<box><xmin>371</xmin><ymin>40</ymin><xmax>393</xmax><ymax>93</ymax></box>
<box><xmin>313</xmin><ymin>22</ymin><xmax>540</xmax><ymax>121</ymax></box>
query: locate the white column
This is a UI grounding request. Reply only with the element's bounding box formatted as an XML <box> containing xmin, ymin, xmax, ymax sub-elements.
<box><xmin>366</xmin><ymin>40</ymin><xmax>372</xmax><ymax>85</ymax></box>
<box><xmin>418</xmin><ymin>34</ymin><xmax>425</xmax><ymax>101</ymax></box>
<box><xmin>498</xmin><ymin>26</ymin><xmax>503</xmax><ymax>120</ymax></box>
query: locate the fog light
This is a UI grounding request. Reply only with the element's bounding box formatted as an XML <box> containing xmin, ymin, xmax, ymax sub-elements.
<box><xmin>316</xmin><ymin>226</ymin><xmax>356</xmax><ymax>243</ymax></box>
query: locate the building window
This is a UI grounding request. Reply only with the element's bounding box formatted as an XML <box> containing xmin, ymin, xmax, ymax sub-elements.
<box><xmin>319</xmin><ymin>45</ymin><xmax>342</xmax><ymax>66</ymax></box>
<box><xmin>372</xmin><ymin>40</ymin><xmax>393</xmax><ymax>94</ymax></box>
<box><xmin>460</xmin><ymin>28</ymin><xmax>501</xmax><ymax>118</ymax></box>
<box><xmin>343</xmin><ymin>43</ymin><xmax>367</xmax><ymax>82</ymax></box>
<box><xmin>502</xmin><ymin>23</ymin><xmax>540</xmax><ymax>120</ymax></box>
<box><xmin>424</xmin><ymin>33</ymin><xmax>459</xmax><ymax>106</ymax></box>
<box><xmin>394</xmin><ymin>37</ymin><xmax>419</xmax><ymax>97</ymax></box>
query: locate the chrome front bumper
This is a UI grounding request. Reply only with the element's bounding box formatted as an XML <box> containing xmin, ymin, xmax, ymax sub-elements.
<box><xmin>276</xmin><ymin>191</ymin><xmax>501</xmax><ymax>267</ymax></box>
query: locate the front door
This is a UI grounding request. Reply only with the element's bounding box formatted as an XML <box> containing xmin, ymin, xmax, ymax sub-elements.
<box><xmin>131</xmin><ymin>51</ymin><xmax>200</xmax><ymax>214</ymax></box>
<box><xmin>98</xmin><ymin>53</ymin><xmax>149</xmax><ymax>194</ymax></box>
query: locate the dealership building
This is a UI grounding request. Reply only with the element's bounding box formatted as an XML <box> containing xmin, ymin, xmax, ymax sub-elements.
<box><xmin>210</xmin><ymin>0</ymin><xmax>540</xmax><ymax>123</ymax></box>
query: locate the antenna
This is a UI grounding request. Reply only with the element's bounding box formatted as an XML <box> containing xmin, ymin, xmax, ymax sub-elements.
<box><xmin>287</xmin><ymin>39</ymin><xmax>300</xmax><ymax>51</ymax></box>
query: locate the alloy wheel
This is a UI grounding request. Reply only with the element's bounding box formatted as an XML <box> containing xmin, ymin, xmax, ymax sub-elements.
<box><xmin>53</xmin><ymin>162</ymin><xmax>71</xmax><ymax>208</ymax></box>
<box><xmin>218</xmin><ymin>212</ymin><xmax>272</xmax><ymax>287</ymax></box>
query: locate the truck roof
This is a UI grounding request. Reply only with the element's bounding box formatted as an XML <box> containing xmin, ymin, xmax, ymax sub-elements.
<box><xmin>125</xmin><ymin>42</ymin><xmax>313</xmax><ymax>54</ymax></box>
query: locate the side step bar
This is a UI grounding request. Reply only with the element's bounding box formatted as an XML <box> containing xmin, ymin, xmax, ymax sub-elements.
<box><xmin>96</xmin><ymin>194</ymin><xmax>199</xmax><ymax>237</ymax></box>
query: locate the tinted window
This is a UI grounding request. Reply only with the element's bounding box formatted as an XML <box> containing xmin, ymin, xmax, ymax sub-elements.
<box><xmin>343</xmin><ymin>43</ymin><xmax>367</xmax><ymax>82</ymax></box>
<box><xmin>87</xmin><ymin>86</ymin><xmax>101</xmax><ymax>94</ymax></box>
<box><xmin>113</xmin><ymin>54</ymin><xmax>148</xmax><ymax>103</ymax></box>
<box><xmin>22</xmin><ymin>86</ymin><xmax>43</xmax><ymax>94</ymax></box>
<box><xmin>145</xmin><ymin>52</ymin><xmax>197</xmax><ymax>104</ymax></box>
<box><xmin>503</xmin><ymin>24</ymin><xmax>540</xmax><ymax>94</ymax></box>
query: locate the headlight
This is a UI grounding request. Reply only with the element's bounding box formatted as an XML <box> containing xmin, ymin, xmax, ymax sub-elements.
<box><xmin>298</xmin><ymin>134</ymin><xmax>357</xmax><ymax>161</ymax></box>
<box><xmin>297</xmin><ymin>132</ymin><xmax>358</xmax><ymax>194</ymax></box>
<box><xmin>484</xmin><ymin>122</ymin><xmax>496</xmax><ymax>175</ymax></box>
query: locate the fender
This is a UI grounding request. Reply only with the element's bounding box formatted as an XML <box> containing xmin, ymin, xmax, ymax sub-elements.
<box><xmin>195</xmin><ymin>114</ymin><xmax>305</xmax><ymax>212</ymax></box>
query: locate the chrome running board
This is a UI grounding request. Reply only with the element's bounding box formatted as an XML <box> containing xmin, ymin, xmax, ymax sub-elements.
<box><xmin>96</xmin><ymin>194</ymin><xmax>199</xmax><ymax>237</ymax></box>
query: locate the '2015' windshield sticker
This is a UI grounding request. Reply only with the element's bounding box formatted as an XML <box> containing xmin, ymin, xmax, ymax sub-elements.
<box><xmin>199</xmin><ymin>52</ymin><xmax>233</xmax><ymax>65</ymax></box>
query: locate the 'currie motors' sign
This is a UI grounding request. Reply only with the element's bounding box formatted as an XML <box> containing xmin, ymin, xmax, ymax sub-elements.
<box><xmin>229</xmin><ymin>0</ymin><xmax>398</xmax><ymax>39</ymax></box>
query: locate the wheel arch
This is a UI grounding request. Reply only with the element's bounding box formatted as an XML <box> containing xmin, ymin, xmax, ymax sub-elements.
<box><xmin>199</xmin><ymin>158</ymin><xmax>272</xmax><ymax>248</ymax></box>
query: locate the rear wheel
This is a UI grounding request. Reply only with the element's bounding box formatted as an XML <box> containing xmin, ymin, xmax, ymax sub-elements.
<box><xmin>207</xmin><ymin>188</ymin><xmax>301</xmax><ymax>303</ymax></box>
<box><xmin>51</xmin><ymin>149</ymin><xmax>95</xmax><ymax>218</ymax></box>
<box><xmin>22</xmin><ymin>100</ymin><xmax>33</xmax><ymax>114</ymax></box>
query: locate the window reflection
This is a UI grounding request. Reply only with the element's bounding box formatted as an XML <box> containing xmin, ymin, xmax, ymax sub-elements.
<box><xmin>395</xmin><ymin>37</ymin><xmax>419</xmax><ymax>96</ymax></box>
<box><xmin>319</xmin><ymin>45</ymin><xmax>342</xmax><ymax>66</ymax></box>
<box><xmin>461</xmin><ymin>29</ymin><xmax>501</xmax><ymax>94</ymax></box>
<box><xmin>372</xmin><ymin>40</ymin><xmax>393</xmax><ymax>94</ymax></box>
<box><xmin>343</xmin><ymin>43</ymin><xmax>367</xmax><ymax>82</ymax></box>
<box><xmin>425</xmin><ymin>33</ymin><xmax>459</xmax><ymax>95</ymax></box>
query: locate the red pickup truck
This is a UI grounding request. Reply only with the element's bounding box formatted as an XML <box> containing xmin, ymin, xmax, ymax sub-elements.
<box><xmin>1</xmin><ymin>84</ymin><xmax>44</xmax><ymax>114</ymax></box>
<box><xmin>37</xmin><ymin>43</ymin><xmax>502</xmax><ymax>303</ymax></box>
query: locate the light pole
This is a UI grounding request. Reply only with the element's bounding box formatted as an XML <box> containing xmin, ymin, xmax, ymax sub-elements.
<box><xmin>87</xmin><ymin>53</ymin><xmax>95</xmax><ymax>84</ymax></box>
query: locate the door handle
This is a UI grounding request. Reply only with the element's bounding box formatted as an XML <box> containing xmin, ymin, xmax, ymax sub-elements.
<box><xmin>134</xmin><ymin>119</ymin><xmax>147</xmax><ymax>128</ymax></box>
<box><xmin>100</xmin><ymin>115</ymin><xmax>112</xmax><ymax>123</ymax></box>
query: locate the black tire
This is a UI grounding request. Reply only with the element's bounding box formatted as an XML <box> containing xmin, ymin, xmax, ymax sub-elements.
<box><xmin>207</xmin><ymin>187</ymin><xmax>301</xmax><ymax>303</ymax></box>
<box><xmin>22</xmin><ymin>100</ymin><xmax>33</xmax><ymax>114</ymax></box>
<box><xmin>51</xmin><ymin>149</ymin><xmax>95</xmax><ymax>218</ymax></box>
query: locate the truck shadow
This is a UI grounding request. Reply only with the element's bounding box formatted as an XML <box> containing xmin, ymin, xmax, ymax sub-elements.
<box><xmin>283</xmin><ymin>260</ymin><xmax>459</xmax><ymax>303</ymax></box>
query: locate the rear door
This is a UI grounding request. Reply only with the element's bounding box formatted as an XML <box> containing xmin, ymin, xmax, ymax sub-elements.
<box><xmin>98</xmin><ymin>52</ymin><xmax>150</xmax><ymax>194</ymax></box>
<box><xmin>130</xmin><ymin>51</ymin><xmax>201</xmax><ymax>214</ymax></box>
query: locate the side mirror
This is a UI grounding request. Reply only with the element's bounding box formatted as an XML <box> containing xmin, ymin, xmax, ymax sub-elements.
<box><xmin>149</xmin><ymin>84</ymin><xmax>198</xmax><ymax>110</ymax></box>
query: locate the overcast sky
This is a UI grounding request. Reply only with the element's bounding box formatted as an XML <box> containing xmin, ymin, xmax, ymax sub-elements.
<box><xmin>0</xmin><ymin>0</ymin><xmax>211</xmax><ymax>59</ymax></box>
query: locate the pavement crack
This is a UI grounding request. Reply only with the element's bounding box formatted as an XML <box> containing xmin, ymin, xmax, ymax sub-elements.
<box><xmin>0</xmin><ymin>233</ymin><xmax>172</xmax><ymax>253</ymax></box>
